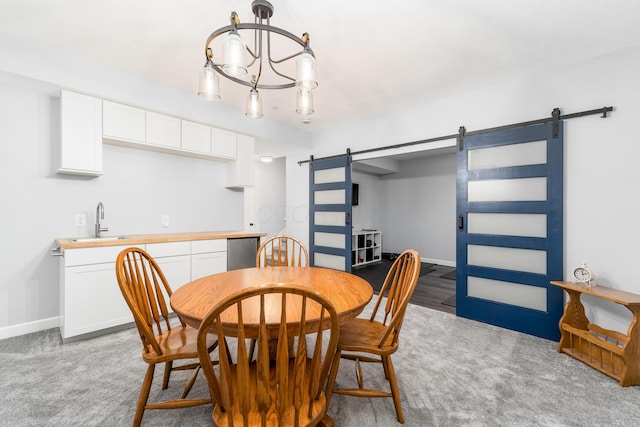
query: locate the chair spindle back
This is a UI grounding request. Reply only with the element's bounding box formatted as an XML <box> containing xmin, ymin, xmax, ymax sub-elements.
<box><xmin>256</xmin><ymin>235</ymin><xmax>309</xmax><ymax>267</ymax></box>
<box><xmin>197</xmin><ymin>285</ymin><xmax>339</xmax><ymax>426</ymax></box>
<box><xmin>370</xmin><ymin>249</ymin><xmax>421</xmax><ymax>349</ymax></box>
<box><xmin>116</xmin><ymin>247</ymin><xmax>183</xmax><ymax>355</ymax></box>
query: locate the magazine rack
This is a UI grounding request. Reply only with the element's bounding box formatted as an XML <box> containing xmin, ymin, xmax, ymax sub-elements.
<box><xmin>551</xmin><ymin>281</ymin><xmax>640</xmax><ymax>386</ymax></box>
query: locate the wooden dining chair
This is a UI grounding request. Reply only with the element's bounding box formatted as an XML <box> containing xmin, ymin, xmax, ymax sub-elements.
<box><xmin>197</xmin><ymin>284</ymin><xmax>340</xmax><ymax>427</ymax></box>
<box><xmin>325</xmin><ymin>249</ymin><xmax>421</xmax><ymax>423</ymax></box>
<box><xmin>250</xmin><ymin>235</ymin><xmax>310</xmax><ymax>359</ymax></box>
<box><xmin>115</xmin><ymin>247</ymin><xmax>219</xmax><ymax>427</ymax></box>
<box><xmin>256</xmin><ymin>234</ymin><xmax>309</xmax><ymax>267</ymax></box>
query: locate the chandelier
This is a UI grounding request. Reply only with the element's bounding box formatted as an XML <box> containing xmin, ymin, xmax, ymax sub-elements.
<box><xmin>198</xmin><ymin>0</ymin><xmax>318</xmax><ymax>119</ymax></box>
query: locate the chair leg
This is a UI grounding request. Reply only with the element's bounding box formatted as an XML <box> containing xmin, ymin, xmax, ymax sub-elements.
<box><xmin>162</xmin><ymin>361</ymin><xmax>173</xmax><ymax>390</ymax></box>
<box><xmin>324</xmin><ymin>349</ymin><xmax>342</xmax><ymax>409</ymax></box>
<box><xmin>381</xmin><ymin>355</ymin><xmax>390</xmax><ymax>380</ymax></box>
<box><xmin>180</xmin><ymin>365</ymin><xmax>200</xmax><ymax>399</ymax></box>
<box><xmin>134</xmin><ymin>364</ymin><xmax>156</xmax><ymax>427</ymax></box>
<box><xmin>355</xmin><ymin>357</ymin><xmax>364</xmax><ymax>389</ymax></box>
<box><xmin>383</xmin><ymin>355</ymin><xmax>404</xmax><ymax>423</ymax></box>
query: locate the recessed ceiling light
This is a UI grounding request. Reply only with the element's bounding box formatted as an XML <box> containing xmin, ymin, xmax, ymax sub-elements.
<box><xmin>258</xmin><ymin>155</ymin><xmax>274</xmax><ymax>163</ymax></box>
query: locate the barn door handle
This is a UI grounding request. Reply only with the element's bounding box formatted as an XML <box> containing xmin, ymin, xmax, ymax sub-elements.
<box><xmin>457</xmin><ymin>214</ymin><xmax>464</xmax><ymax>230</ymax></box>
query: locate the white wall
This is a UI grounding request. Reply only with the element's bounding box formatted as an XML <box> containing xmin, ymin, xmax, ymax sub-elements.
<box><xmin>0</xmin><ymin>82</ymin><xmax>243</xmax><ymax>335</ymax></box>
<box><xmin>352</xmin><ymin>157</ymin><xmax>456</xmax><ymax>267</ymax></box>
<box><xmin>255</xmin><ymin>157</ymin><xmax>286</xmax><ymax>237</ymax></box>
<box><xmin>287</xmin><ymin>45</ymin><xmax>640</xmax><ymax>335</ymax></box>
<box><xmin>351</xmin><ymin>171</ymin><xmax>385</xmax><ymax>232</ymax></box>
<box><xmin>0</xmin><ymin>36</ymin><xmax>312</xmax><ymax>148</ymax></box>
<box><xmin>3</xmin><ymin>34</ymin><xmax>640</xmax><ymax>338</ymax></box>
<box><xmin>381</xmin><ymin>153</ymin><xmax>456</xmax><ymax>266</ymax></box>
<box><xmin>0</xmin><ymin>34</ymin><xmax>313</xmax><ymax>338</ymax></box>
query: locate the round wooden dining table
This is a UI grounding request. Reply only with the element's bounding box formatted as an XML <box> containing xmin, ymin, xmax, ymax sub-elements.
<box><xmin>170</xmin><ymin>266</ymin><xmax>374</xmax><ymax>336</ymax></box>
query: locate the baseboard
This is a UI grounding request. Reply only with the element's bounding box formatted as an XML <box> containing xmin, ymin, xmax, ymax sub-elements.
<box><xmin>0</xmin><ymin>316</ymin><xmax>59</xmax><ymax>340</ymax></box>
<box><xmin>385</xmin><ymin>253</ymin><xmax>455</xmax><ymax>268</ymax></box>
<box><xmin>423</xmin><ymin>257</ymin><xmax>455</xmax><ymax>268</ymax></box>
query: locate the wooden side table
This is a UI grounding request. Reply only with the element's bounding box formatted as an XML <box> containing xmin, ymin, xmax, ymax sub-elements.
<box><xmin>551</xmin><ymin>281</ymin><xmax>640</xmax><ymax>386</ymax></box>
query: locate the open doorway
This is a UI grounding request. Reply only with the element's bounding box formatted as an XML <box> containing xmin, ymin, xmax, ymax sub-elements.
<box><xmin>351</xmin><ymin>146</ymin><xmax>457</xmax><ymax>313</ymax></box>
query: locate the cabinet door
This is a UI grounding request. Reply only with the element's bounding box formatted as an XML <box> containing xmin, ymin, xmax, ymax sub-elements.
<box><xmin>212</xmin><ymin>127</ymin><xmax>237</xmax><ymax>159</ymax></box>
<box><xmin>61</xmin><ymin>262</ymin><xmax>132</xmax><ymax>339</ymax></box>
<box><xmin>181</xmin><ymin>120</ymin><xmax>211</xmax><ymax>154</ymax></box>
<box><xmin>146</xmin><ymin>242</ymin><xmax>191</xmax><ymax>294</ymax></box>
<box><xmin>146</xmin><ymin>111</ymin><xmax>181</xmax><ymax>149</ymax></box>
<box><xmin>146</xmin><ymin>241</ymin><xmax>191</xmax><ymax>258</ymax></box>
<box><xmin>103</xmin><ymin>100</ymin><xmax>146</xmax><ymax>142</ymax></box>
<box><xmin>58</xmin><ymin>90</ymin><xmax>103</xmax><ymax>176</ymax></box>
<box><xmin>226</xmin><ymin>134</ymin><xmax>255</xmax><ymax>188</ymax></box>
<box><xmin>154</xmin><ymin>255</ymin><xmax>191</xmax><ymax>294</ymax></box>
<box><xmin>192</xmin><ymin>252</ymin><xmax>227</xmax><ymax>280</ymax></box>
<box><xmin>64</xmin><ymin>245</ymin><xmax>127</xmax><ymax>267</ymax></box>
<box><xmin>191</xmin><ymin>239</ymin><xmax>227</xmax><ymax>254</ymax></box>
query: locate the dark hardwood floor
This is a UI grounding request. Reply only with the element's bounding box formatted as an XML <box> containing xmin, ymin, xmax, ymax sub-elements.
<box><xmin>413</xmin><ymin>264</ymin><xmax>456</xmax><ymax>315</ymax></box>
<box><xmin>352</xmin><ymin>260</ymin><xmax>456</xmax><ymax>315</ymax></box>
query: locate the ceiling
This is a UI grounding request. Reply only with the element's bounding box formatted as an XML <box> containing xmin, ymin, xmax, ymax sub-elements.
<box><xmin>2</xmin><ymin>0</ymin><xmax>640</xmax><ymax>133</ymax></box>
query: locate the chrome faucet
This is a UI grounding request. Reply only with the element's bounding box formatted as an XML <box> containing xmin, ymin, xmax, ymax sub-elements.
<box><xmin>95</xmin><ymin>202</ymin><xmax>109</xmax><ymax>238</ymax></box>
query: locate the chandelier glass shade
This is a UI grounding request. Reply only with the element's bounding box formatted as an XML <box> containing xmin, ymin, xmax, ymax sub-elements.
<box><xmin>221</xmin><ymin>32</ymin><xmax>248</xmax><ymax>77</ymax></box>
<box><xmin>198</xmin><ymin>0</ymin><xmax>318</xmax><ymax>119</ymax></box>
<box><xmin>246</xmin><ymin>88</ymin><xmax>263</xmax><ymax>118</ymax></box>
<box><xmin>296</xmin><ymin>89</ymin><xmax>313</xmax><ymax>115</ymax></box>
<box><xmin>197</xmin><ymin>62</ymin><xmax>220</xmax><ymax>100</ymax></box>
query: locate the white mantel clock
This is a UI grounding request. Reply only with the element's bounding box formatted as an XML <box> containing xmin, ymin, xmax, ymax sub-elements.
<box><xmin>573</xmin><ymin>261</ymin><xmax>594</xmax><ymax>287</ymax></box>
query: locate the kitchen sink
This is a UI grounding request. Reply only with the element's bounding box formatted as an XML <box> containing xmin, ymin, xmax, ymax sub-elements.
<box><xmin>70</xmin><ymin>236</ymin><xmax>129</xmax><ymax>243</ymax></box>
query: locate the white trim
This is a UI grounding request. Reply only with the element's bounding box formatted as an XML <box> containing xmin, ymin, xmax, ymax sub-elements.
<box><xmin>0</xmin><ymin>317</ymin><xmax>59</xmax><ymax>340</ymax></box>
<box><xmin>423</xmin><ymin>257</ymin><xmax>455</xmax><ymax>268</ymax></box>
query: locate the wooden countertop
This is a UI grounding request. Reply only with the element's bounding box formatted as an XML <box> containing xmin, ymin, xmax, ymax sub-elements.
<box><xmin>55</xmin><ymin>230</ymin><xmax>266</xmax><ymax>249</ymax></box>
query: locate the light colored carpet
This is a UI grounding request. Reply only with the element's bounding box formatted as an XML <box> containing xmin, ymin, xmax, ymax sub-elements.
<box><xmin>1</xmin><ymin>302</ymin><xmax>639</xmax><ymax>426</ymax></box>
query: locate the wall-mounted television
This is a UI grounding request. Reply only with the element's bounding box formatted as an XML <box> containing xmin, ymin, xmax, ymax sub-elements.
<box><xmin>352</xmin><ymin>183</ymin><xmax>359</xmax><ymax>206</ymax></box>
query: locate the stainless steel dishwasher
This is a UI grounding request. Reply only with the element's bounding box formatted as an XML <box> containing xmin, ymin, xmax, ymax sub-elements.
<box><xmin>227</xmin><ymin>237</ymin><xmax>260</xmax><ymax>270</ymax></box>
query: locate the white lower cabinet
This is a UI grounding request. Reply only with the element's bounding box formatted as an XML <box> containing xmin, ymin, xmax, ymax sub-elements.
<box><xmin>145</xmin><ymin>242</ymin><xmax>192</xmax><ymax>291</ymax></box>
<box><xmin>59</xmin><ymin>238</ymin><xmax>230</xmax><ymax>341</ymax></box>
<box><xmin>191</xmin><ymin>239</ymin><xmax>228</xmax><ymax>280</ymax></box>
<box><xmin>59</xmin><ymin>245</ymin><xmax>135</xmax><ymax>341</ymax></box>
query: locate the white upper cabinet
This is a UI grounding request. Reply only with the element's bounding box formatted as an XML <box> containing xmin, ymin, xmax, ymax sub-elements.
<box><xmin>181</xmin><ymin>120</ymin><xmax>211</xmax><ymax>154</ymax></box>
<box><xmin>100</xmin><ymin>99</ymin><xmax>249</xmax><ymax>169</ymax></box>
<box><xmin>58</xmin><ymin>90</ymin><xmax>103</xmax><ymax>176</ymax></box>
<box><xmin>227</xmin><ymin>134</ymin><xmax>255</xmax><ymax>188</ymax></box>
<box><xmin>212</xmin><ymin>127</ymin><xmax>237</xmax><ymax>159</ymax></box>
<box><xmin>146</xmin><ymin>111</ymin><xmax>181</xmax><ymax>149</ymax></box>
<box><xmin>102</xmin><ymin>100</ymin><xmax>145</xmax><ymax>143</ymax></box>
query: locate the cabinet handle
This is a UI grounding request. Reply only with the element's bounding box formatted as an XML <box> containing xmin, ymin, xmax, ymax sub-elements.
<box><xmin>457</xmin><ymin>214</ymin><xmax>464</xmax><ymax>230</ymax></box>
<box><xmin>51</xmin><ymin>247</ymin><xmax>64</xmax><ymax>256</ymax></box>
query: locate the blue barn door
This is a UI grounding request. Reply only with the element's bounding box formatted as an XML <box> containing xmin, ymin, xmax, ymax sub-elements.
<box><xmin>309</xmin><ymin>156</ymin><xmax>353</xmax><ymax>271</ymax></box>
<box><xmin>456</xmin><ymin>121</ymin><xmax>564</xmax><ymax>340</ymax></box>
